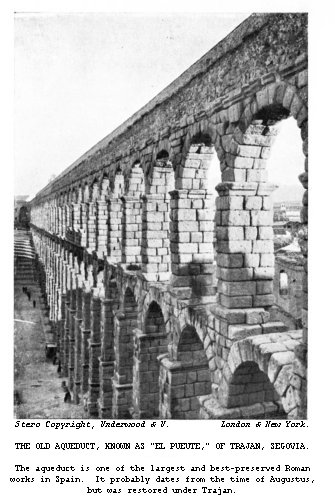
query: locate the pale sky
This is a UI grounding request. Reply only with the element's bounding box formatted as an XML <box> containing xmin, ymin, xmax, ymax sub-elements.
<box><xmin>14</xmin><ymin>12</ymin><xmax>304</xmax><ymax>200</ymax></box>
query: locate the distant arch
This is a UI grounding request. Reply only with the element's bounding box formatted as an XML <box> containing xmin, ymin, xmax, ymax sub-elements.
<box><xmin>169</xmin><ymin>325</ymin><xmax>211</xmax><ymax>419</ymax></box>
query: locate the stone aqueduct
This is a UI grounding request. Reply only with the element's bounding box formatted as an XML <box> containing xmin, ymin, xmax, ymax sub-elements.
<box><xmin>29</xmin><ymin>13</ymin><xmax>308</xmax><ymax>419</ymax></box>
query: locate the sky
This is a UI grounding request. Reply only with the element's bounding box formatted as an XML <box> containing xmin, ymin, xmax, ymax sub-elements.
<box><xmin>14</xmin><ymin>11</ymin><xmax>304</xmax><ymax>201</ymax></box>
<box><xmin>14</xmin><ymin>12</ymin><xmax>248</xmax><ymax>198</ymax></box>
<box><xmin>207</xmin><ymin>117</ymin><xmax>304</xmax><ymax>203</ymax></box>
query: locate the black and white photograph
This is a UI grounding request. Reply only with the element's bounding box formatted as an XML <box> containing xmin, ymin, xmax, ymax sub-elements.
<box><xmin>5</xmin><ymin>1</ymin><xmax>334</xmax><ymax>501</ymax></box>
<box><xmin>14</xmin><ymin>10</ymin><xmax>308</xmax><ymax>421</ymax></box>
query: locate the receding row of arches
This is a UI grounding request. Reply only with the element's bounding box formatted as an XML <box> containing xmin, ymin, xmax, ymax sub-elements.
<box><xmin>30</xmin><ymin>80</ymin><xmax>307</xmax><ymax>418</ymax></box>
<box><xmin>36</xmin><ymin>90</ymin><xmax>307</xmax><ymax>219</ymax></box>
<box><xmin>32</xmin><ymin>227</ymin><xmax>295</xmax><ymax>419</ymax></box>
<box><xmin>112</xmin><ymin>285</ymin><xmax>286</xmax><ymax>419</ymax></box>
<box><xmin>33</xmin><ymin>96</ymin><xmax>307</xmax><ymax>293</ymax></box>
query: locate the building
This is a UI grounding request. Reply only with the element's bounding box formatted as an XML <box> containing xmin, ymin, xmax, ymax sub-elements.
<box><xmin>14</xmin><ymin>195</ymin><xmax>30</xmax><ymax>229</ymax></box>
<box><xmin>273</xmin><ymin>239</ymin><xmax>304</xmax><ymax>330</ymax></box>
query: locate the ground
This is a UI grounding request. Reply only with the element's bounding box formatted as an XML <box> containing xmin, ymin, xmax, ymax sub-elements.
<box><xmin>14</xmin><ymin>282</ymin><xmax>85</xmax><ymax>419</ymax></box>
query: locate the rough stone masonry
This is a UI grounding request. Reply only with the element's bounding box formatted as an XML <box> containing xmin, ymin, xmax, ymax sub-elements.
<box><xmin>29</xmin><ymin>13</ymin><xmax>308</xmax><ymax>419</ymax></box>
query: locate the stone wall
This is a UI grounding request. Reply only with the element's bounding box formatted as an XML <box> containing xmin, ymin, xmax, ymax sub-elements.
<box><xmin>272</xmin><ymin>255</ymin><xmax>304</xmax><ymax>329</ymax></box>
<box><xmin>29</xmin><ymin>13</ymin><xmax>308</xmax><ymax>419</ymax></box>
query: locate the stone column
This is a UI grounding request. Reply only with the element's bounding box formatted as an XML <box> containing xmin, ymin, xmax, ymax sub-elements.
<box><xmin>73</xmin><ymin>274</ymin><xmax>83</xmax><ymax>404</ymax></box>
<box><xmin>132</xmin><ymin>329</ymin><xmax>168</xmax><ymax>418</ymax></box>
<box><xmin>61</xmin><ymin>206</ymin><xmax>67</xmax><ymax>237</ymax></box>
<box><xmin>67</xmin><ymin>269</ymin><xmax>77</xmax><ymax>389</ymax></box>
<box><xmin>72</xmin><ymin>203</ymin><xmax>80</xmax><ymax>230</ymax></box>
<box><xmin>107</xmin><ymin>197</ymin><xmax>123</xmax><ymax>262</ymax></box>
<box><xmin>48</xmin><ymin>252</ymin><xmax>56</xmax><ymax>323</ymax></box>
<box><xmin>55</xmin><ymin>254</ymin><xmax>63</xmax><ymax>360</ymax></box>
<box><xmin>87</xmin><ymin>288</ymin><xmax>102</xmax><ymax>416</ymax></box>
<box><xmin>158</xmin><ymin>340</ymin><xmax>211</xmax><ymax>420</ymax></box>
<box><xmin>141</xmin><ymin>164</ymin><xmax>173</xmax><ymax>282</ymax></box>
<box><xmin>141</xmin><ymin>194</ymin><xmax>170</xmax><ymax>282</ymax></box>
<box><xmin>112</xmin><ymin>310</ymin><xmax>137</xmax><ymax>418</ymax></box>
<box><xmin>215</xmin><ymin>181</ymin><xmax>277</xmax><ymax>310</ymax></box>
<box><xmin>80</xmin><ymin>203</ymin><xmax>88</xmax><ymax>248</ymax></box>
<box><xmin>63</xmin><ymin>264</ymin><xmax>72</xmax><ymax>377</ymax></box>
<box><xmin>121</xmin><ymin>196</ymin><xmax>142</xmax><ymax>265</ymax></box>
<box><xmin>69</xmin><ymin>203</ymin><xmax>81</xmax><ymax>245</ymax></box>
<box><xmin>60</xmin><ymin>290</ymin><xmax>68</xmax><ymax>377</ymax></box>
<box><xmin>87</xmin><ymin>202</ymin><xmax>97</xmax><ymax>251</ymax></box>
<box><xmin>98</xmin><ymin>289</ymin><xmax>116</xmax><ymax>418</ymax></box>
<box><xmin>64</xmin><ymin>204</ymin><xmax>71</xmax><ymax>235</ymax></box>
<box><xmin>204</xmin><ymin>181</ymin><xmax>287</xmax><ymax>413</ymax></box>
<box><xmin>58</xmin><ymin>255</ymin><xmax>69</xmax><ymax>377</ymax></box>
<box><xmin>51</xmin><ymin>204</ymin><xmax>57</xmax><ymax>233</ymax></box>
<box><xmin>96</xmin><ymin>199</ymin><xmax>108</xmax><ymax>257</ymax></box>
<box><xmin>158</xmin><ymin>356</ymin><xmax>206</xmax><ymax>419</ymax></box>
<box><xmin>56</xmin><ymin>206</ymin><xmax>62</xmax><ymax>235</ymax></box>
<box><xmin>81</xmin><ymin>282</ymin><xmax>92</xmax><ymax>398</ymax></box>
<box><xmin>169</xmin><ymin>189</ymin><xmax>215</xmax><ymax>300</ymax></box>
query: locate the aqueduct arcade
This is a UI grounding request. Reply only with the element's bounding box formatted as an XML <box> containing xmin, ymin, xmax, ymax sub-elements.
<box><xmin>29</xmin><ymin>13</ymin><xmax>308</xmax><ymax>419</ymax></box>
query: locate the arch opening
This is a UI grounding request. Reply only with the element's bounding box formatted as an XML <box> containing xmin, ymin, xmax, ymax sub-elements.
<box><xmin>218</xmin><ymin>103</ymin><xmax>306</xmax><ymax>315</ymax></box>
<box><xmin>144</xmin><ymin>301</ymin><xmax>166</xmax><ymax>335</ymax></box>
<box><xmin>112</xmin><ymin>287</ymin><xmax>138</xmax><ymax>418</ymax></box>
<box><xmin>279</xmin><ymin>270</ymin><xmax>289</xmax><ymax>296</ymax></box>
<box><xmin>172</xmin><ymin>132</ymin><xmax>221</xmax><ymax>298</ymax></box>
<box><xmin>168</xmin><ymin>325</ymin><xmax>211</xmax><ymax>419</ymax></box>
<box><xmin>156</xmin><ymin>150</ymin><xmax>170</xmax><ymax>165</ymax></box>
<box><xmin>264</xmin><ymin>114</ymin><xmax>306</xmax><ymax>329</ymax></box>
<box><xmin>133</xmin><ymin>301</ymin><xmax>168</xmax><ymax>418</ymax></box>
<box><xmin>18</xmin><ymin>206</ymin><xmax>30</xmax><ymax>228</ymax></box>
<box><xmin>228</xmin><ymin>361</ymin><xmax>286</xmax><ymax>418</ymax></box>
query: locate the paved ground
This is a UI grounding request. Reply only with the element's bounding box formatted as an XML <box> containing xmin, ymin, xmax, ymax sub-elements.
<box><xmin>14</xmin><ymin>255</ymin><xmax>85</xmax><ymax>418</ymax></box>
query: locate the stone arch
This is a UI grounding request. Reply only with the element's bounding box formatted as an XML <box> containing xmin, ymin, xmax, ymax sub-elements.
<box><xmin>108</xmin><ymin>278</ymin><xmax>120</xmax><ymax>310</ymax></box>
<box><xmin>144</xmin><ymin>148</ymin><xmax>174</xmax><ymax>194</ymax></box>
<box><xmin>224</xmin><ymin>82</ymin><xmax>307</xmax><ymax>182</ymax></box>
<box><xmin>162</xmin><ymin>324</ymin><xmax>212</xmax><ymax>419</ymax></box>
<box><xmin>171</xmin><ymin>307</ymin><xmax>215</xmax><ymax>364</ymax></box>
<box><xmin>85</xmin><ymin>263</ymin><xmax>94</xmax><ymax>286</ymax></box>
<box><xmin>83</xmin><ymin>182</ymin><xmax>90</xmax><ymax>203</ymax></box>
<box><xmin>75</xmin><ymin>185</ymin><xmax>83</xmax><ymax>204</ymax></box>
<box><xmin>111</xmin><ymin>167</ymin><xmax>124</xmax><ymax>198</ymax></box>
<box><xmin>170</xmin><ymin>129</ymin><xmax>219</xmax><ymax>299</ymax></box>
<box><xmin>148</xmin><ymin>137</ymin><xmax>173</xmax><ymax>176</ymax></box>
<box><xmin>96</xmin><ymin>266</ymin><xmax>105</xmax><ymax>288</ymax></box>
<box><xmin>140</xmin><ymin>147</ymin><xmax>173</xmax><ymax>281</ymax></box>
<box><xmin>122</xmin><ymin>286</ymin><xmax>137</xmax><ymax>314</ymax></box>
<box><xmin>177</xmin><ymin>324</ymin><xmax>207</xmax><ymax>362</ymax></box>
<box><xmin>124</xmin><ymin>162</ymin><xmax>144</xmax><ymax>196</ymax></box>
<box><xmin>67</xmin><ymin>187</ymin><xmax>74</xmax><ymax>203</ymax></box>
<box><xmin>227</xmin><ymin>332</ymin><xmax>303</xmax><ymax>418</ymax></box>
<box><xmin>144</xmin><ymin>301</ymin><xmax>166</xmax><ymax>334</ymax></box>
<box><xmin>177</xmin><ymin>127</ymin><xmax>221</xmax><ymax>190</ymax></box>
<box><xmin>156</xmin><ymin>149</ymin><xmax>169</xmax><ymax>162</ymax></box>
<box><xmin>90</xmin><ymin>178</ymin><xmax>100</xmax><ymax>201</ymax></box>
<box><xmin>121</xmin><ymin>276</ymin><xmax>142</xmax><ymax>308</ymax></box>
<box><xmin>112</xmin><ymin>286</ymin><xmax>139</xmax><ymax>418</ymax></box>
<box><xmin>213</xmin><ymin>80</ymin><xmax>307</xmax><ymax>314</ymax></box>
<box><xmin>18</xmin><ymin>206</ymin><xmax>30</xmax><ymax>227</ymax></box>
<box><xmin>99</xmin><ymin>173</ymin><xmax>110</xmax><ymax>199</ymax></box>
<box><xmin>121</xmin><ymin>163</ymin><xmax>144</xmax><ymax>265</ymax></box>
<box><xmin>61</xmin><ymin>191</ymin><xmax>71</xmax><ymax>232</ymax></box>
<box><xmin>227</xmin><ymin>361</ymin><xmax>283</xmax><ymax>418</ymax></box>
<box><xmin>279</xmin><ymin>270</ymin><xmax>289</xmax><ymax>296</ymax></box>
<box><xmin>133</xmin><ymin>300</ymin><xmax>168</xmax><ymax>418</ymax></box>
<box><xmin>153</xmin><ymin>139</ymin><xmax>172</xmax><ymax>159</ymax></box>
